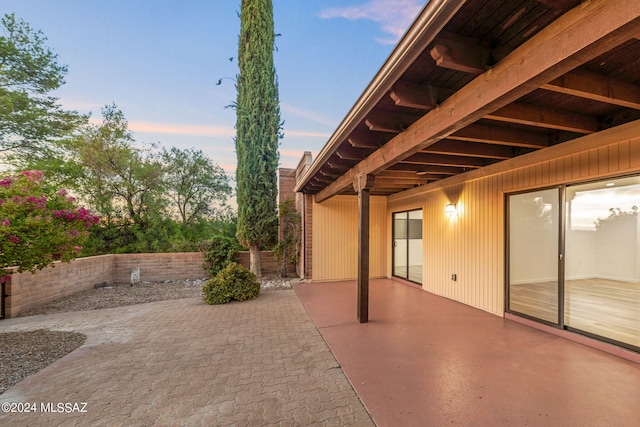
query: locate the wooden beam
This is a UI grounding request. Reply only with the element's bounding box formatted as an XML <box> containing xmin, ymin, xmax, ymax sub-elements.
<box><xmin>389</xmin><ymin>162</ymin><xmax>458</xmax><ymax>178</ymax></box>
<box><xmin>326</xmin><ymin>159</ymin><xmax>350</xmax><ymax>171</ymax></box>
<box><xmin>399</xmin><ymin>153</ymin><xmax>488</xmax><ymax>168</ymax></box>
<box><xmin>390</xmin><ymin>82</ymin><xmax>439</xmax><ymax>109</ymax></box>
<box><xmin>388</xmin><ymin>117</ymin><xmax>640</xmax><ymax>203</ymax></box>
<box><xmin>319</xmin><ymin>169</ymin><xmax>340</xmax><ymax>178</ymax></box>
<box><xmin>371</xmin><ymin>181</ymin><xmax>423</xmax><ymax>189</ymax></box>
<box><xmin>398</xmin><ymin>164</ymin><xmax>464</xmax><ymax>175</ymax></box>
<box><xmin>365</xmin><ymin>120</ymin><xmax>401</xmax><ymax>134</ymax></box>
<box><xmin>354</xmin><ymin>174</ymin><xmax>374</xmax><ymax>324</ymax></box>
<box><xmin>423</xmin><ymin>140</ymin><xmax>515</xmax><ymax>159</ymax></box>
<box><xmin>353</xmin><ymin>173</ymin><xmax>376</xmax><ymax>193</ymax></box>
<box><xmin>378</xmin><ymin>170</ymin><xmax>430</xmax><ymax>179</ymax></box>
<box><xmin>485</xmin><ymin>102</ymin><xmax>599</xmax><ymax>134</ymax></box>
<box><xmin>315</xmin><ymin>0</ymin><xmax>640</xmax><ymax>203</ymax></box>
<box><xmin>311</xmin><ymin>175</ymin><xmax>332</xmax><ymax>184</ymax></box>
<box><xmin>364</xmin><ymin>112</ymin><xmax>417</xmax><ymax>134</ymax></box>
<box><xmin>541</xmin><ymin>69</ymin><xmax>640</xmax><ymax>110</ymax></box>
<box><xmin>348</xmin><ymin>136</ymin><xmax>383</xmax><ymax>149</ymax></box>
<box><xmin>336</xmin><ymin>147</ymin><xmax>365</xmax><ymax>161</ymax></box>
<box><xmin>430</xmin><ymin>32</ymin><xmax>491</xmax><ymax>74</ymax></box>
<box><xmin>450</xmin><ymin>123</ymin><xmax>550</xmax><ymax>148</ymax></box>
<box><xmin>375</xmin><ymin>174</ymin><xmax>428</xmax><ymax>183</ymax></box>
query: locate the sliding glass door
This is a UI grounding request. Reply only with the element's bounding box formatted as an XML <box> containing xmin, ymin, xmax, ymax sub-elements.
<box><xmin>508</xmin><ymin>189</ymin><xmax>561</xmax><ymax>324</ymax></box>
<box><xmin>393</xmin><ymin>210</ymin><xmax>423</xmax><ymax>284</ymax></box>
<box><xmin>564</xmin><ymin>177</ymin><xmax>640</xmax><ymax>348</ymax></box>
<box><xmin>507</xmin><ymin>177</ymin><xmax>640</xmax><ymax>350</ymax></box>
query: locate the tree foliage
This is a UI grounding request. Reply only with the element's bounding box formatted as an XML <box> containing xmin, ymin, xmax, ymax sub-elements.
<box><xmin>0</xmin><ymin>14</ymin><xmax>239</xmax><ymax>257</ymax></box>
<box><xmin>58</xmin><ymin>105</ymin><xmax>235</xmax><ymax>255</ymax></box>
<box><xmin>235</xmin><ymin>0</ymin><xmax>281</xmax><ymax>276</ymax></box>
<box><xmin>63</xmin><ymin>104</ymin><xmax>166</xmax><ymax>253</ymax></box>
<box><xmin>161</xmin><ymin>146</ymin><xmax>231</xmax><ymax>226</ymax></box>
<box><xmin>77</xmin><ymin>105</ymin><xmax>165</xmax><ymax>226</ymax></box>
<box><xmin>0</xmin><ymin>170</ymin><xmax>99</xmax><ymax>275</ymax></box>
<box><xmin>595</xmin><ymin>206</ymin><xmax>638</xmax><ymax>230</ymax></box>
<box><xmin>0</xmin><ymin>13</ymin><xmax>86</xmax><ymax>163</ymax></box>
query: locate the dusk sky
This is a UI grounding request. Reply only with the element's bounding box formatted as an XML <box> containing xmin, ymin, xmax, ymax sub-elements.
<box><xmin>2</xmin><ymin>0</ymin><xmax>424</xmax><ymax>175</ymax></box>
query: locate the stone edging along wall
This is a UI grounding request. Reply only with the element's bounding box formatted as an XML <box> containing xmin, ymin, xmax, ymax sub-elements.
<box><xmin>2</xmin><ymin>251</ymin><xmax>291</xmax><ymax>319</ymax></box>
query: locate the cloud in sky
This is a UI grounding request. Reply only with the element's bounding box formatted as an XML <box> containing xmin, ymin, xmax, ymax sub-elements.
<box><xmin>319</xmin><ymin>0</ymin><xmax>423</xmax><ymax>44</ymax></box>
<box><xmin>128</xmin><ymin>121</ymin><xmax>235</xmax><ymax>138</ymax></box>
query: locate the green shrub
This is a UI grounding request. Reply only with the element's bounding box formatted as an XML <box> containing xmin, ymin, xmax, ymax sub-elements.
<box><xmin>201</xmin><ymin>235</ymin><xmax>242</xmax><ymax>276</ymax></box>
<box><xmin>202</xmin><ymin>262</ymin><xmax>260</xmax><ymax>305</ymax></box>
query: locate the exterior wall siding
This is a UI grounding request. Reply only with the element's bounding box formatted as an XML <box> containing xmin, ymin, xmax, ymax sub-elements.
<box><xmin>311</xmin><ymin>195</ymin><xmax>387</xmax><ymax>281</ymax></box>
<box><xmin>386</xmin><ymin>121</ymin><xmax>640</xmax><ymax>317</ymax></box>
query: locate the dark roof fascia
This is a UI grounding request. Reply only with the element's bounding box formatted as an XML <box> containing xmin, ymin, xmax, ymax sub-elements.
<box><xmin>294</xmin><ymin>0</ymin><xmax>469</xmax><ymax>194</ymax></box>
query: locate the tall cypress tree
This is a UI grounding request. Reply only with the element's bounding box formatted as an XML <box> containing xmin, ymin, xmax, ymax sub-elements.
<box><xmin>235</xmin><ymin>0</ymin><xmax>281</xmax><ymax>277</ymax></box>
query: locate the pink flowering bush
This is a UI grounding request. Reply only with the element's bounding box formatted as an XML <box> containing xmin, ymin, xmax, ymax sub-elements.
<box><xmin>0</xmin><ymin>170</ymin><xmax>100</xmax><ymax>275</ymax></box>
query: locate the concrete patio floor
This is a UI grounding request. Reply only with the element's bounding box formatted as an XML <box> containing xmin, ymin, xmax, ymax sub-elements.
<box><xmin>0</xmin><ymin>291</ymin><xmax>373</xmax><ymax>426</ymax></box>
<box><xmin>294</xmin><ymin>279</ymin><xmax>640</xmax><ymax>427</ymax></box>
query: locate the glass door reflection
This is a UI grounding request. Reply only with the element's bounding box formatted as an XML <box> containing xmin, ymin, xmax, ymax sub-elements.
<box><xmin>508</xmin><ymin>189</ymin><xmax>560</xmax><ymax>324</ymax></box>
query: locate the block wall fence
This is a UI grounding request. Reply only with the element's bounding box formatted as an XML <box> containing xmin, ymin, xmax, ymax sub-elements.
<box><xmin>2</xmin><ymin>250</ymin><xmax>290</xmax><ymax>318</ymax></box>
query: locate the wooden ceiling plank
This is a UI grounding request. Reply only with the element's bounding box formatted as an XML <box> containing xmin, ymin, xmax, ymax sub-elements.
<box><xmin>541</xmin><ymin>68</ymin><xmax>640</xmax><ymax>110</ymax></box>
<box><xmin>401</xmin><ymin>152</ymin><xmax>487</xmax><ymax>168</ymax></box>
<box><xmin>376</xmin><ymin>173</ymin><xmax>432</xmax><ymax>185</ymax></box>
<box><xmin>450</xmin><ymin>123</ymin><xmax>549</xmax><ymax>148</ymax></box>
<box><xmin>536</xmin><ymin>0</ymin><xmax>582</xmax><ymax>11</ymax></box>
<box><xmin>371</xmin><ymin>182</ymin><xmax>422</xmax><ymax>188</ymax></box>
<box><xmin>315</xmin><ymin>0</ymin><xmax>640</xmax><ymax>202</ymax></box>
<box><xmin>423</xmin><ymin>140</ymin><xmax>514</xmax><ymax>159</ymax></box>
<box><xmin>396</xmin><ymin>162</ymin><xmax>466</xmax><ymax>176</ymax></box>
<box><xmin>485</xmin><ymin>102</ymin><xmax>599</xmax><ymax>133</ymax></box>
<box><xmin>377</xmin><ymin>170</ymin><xmax>432</xmax><ymax>179</ymax></box>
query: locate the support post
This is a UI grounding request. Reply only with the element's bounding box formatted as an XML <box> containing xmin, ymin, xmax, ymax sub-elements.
<box><xmin>354</xmin><ymin>174</ymin><xmax>375</xmax><ymax>323</ymax></box>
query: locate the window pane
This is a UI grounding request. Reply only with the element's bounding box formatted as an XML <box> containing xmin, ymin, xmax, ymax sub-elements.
<box><xmin>408</xmin><ymin>210</ymin><xmax>423</xmax><ymax>283</ymax></box>
<box><xmin>393</xmin><ymin>213</ymin><xmax>408</xmax><ymax>278</ymax></box>
<box><xmin>508</xmin><ymin>189</ymin><xmax>559</xmax><ymax>324</ymax></box>
<box><xmin>565</xmin><ymin>177</ymin><xmax>640</xmax><ymax>348</ymax></box>
<box><xmin>394</xmin><ymin>216</ymin><xmax>407</xmax><ymax>239</ymax></box>
<box><xmin>393</xmin><ymin>210</ymin><xmax>422</xmax><ymax>283</ymax></box>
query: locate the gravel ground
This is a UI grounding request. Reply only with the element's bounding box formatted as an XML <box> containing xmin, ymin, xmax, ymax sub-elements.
<box><xmin>0</xmin><ymin>330</ymin><xmax>86</xmax><ymax>394</ymax></box>
<box><xmin>1</xmin><ymin>276</ymin><xmax>294</xmax><ymax>394</ymax></box>
<box><xmin>16</xmin><ymin>279</ymin><xmax>207</xmax><ymax>318</ymax></box>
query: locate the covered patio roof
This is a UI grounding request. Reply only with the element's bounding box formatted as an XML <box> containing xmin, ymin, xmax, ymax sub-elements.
<box><xmin>294</xmin><ymin>0</ymin><xmax>640</xmax><ymax>202</ymax></box>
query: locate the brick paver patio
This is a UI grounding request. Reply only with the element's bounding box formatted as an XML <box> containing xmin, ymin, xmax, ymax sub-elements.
<box><xmin>0</xmin><ymin>291</ymin><xmax>373</xmax><ymax>426</ymax></box>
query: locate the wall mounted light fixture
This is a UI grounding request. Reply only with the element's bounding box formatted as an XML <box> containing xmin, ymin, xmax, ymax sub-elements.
<box><xmin>445</xmin><ymin>203</ymin><xmax>457</xmax><ymax>217</ymax></box>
